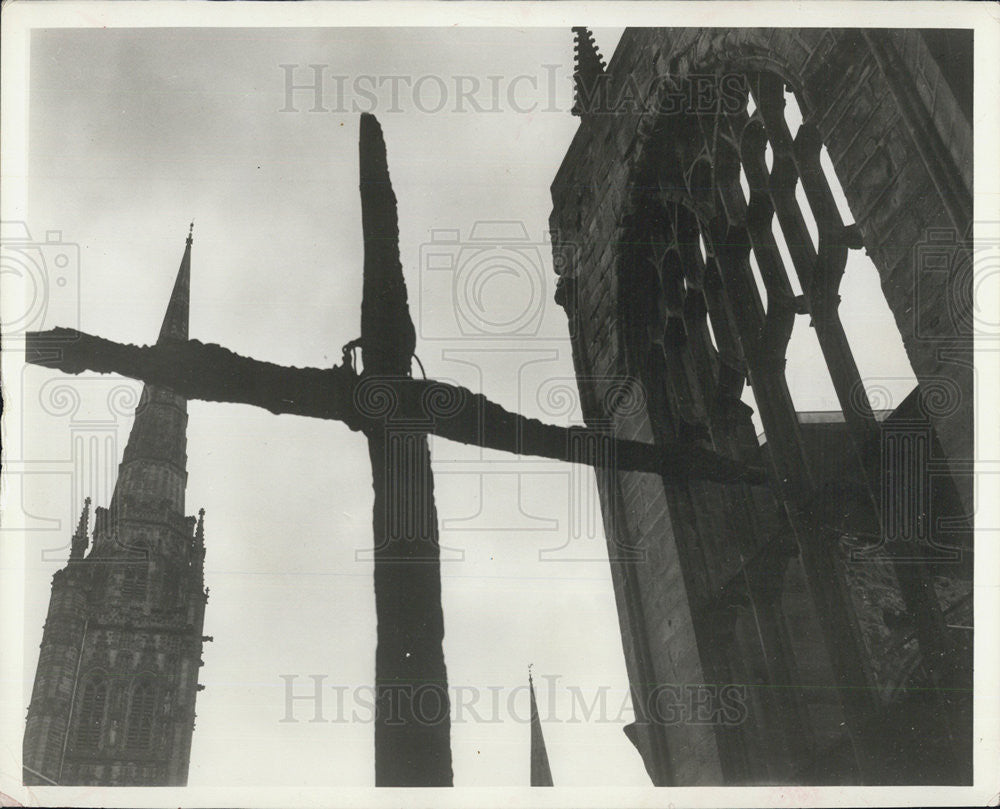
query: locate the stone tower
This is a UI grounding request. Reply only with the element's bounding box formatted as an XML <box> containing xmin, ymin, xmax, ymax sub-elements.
<box><xmin>23</xmin><ymin>227</ymin><xmax>209</xmax><ymax>786</ymax></box>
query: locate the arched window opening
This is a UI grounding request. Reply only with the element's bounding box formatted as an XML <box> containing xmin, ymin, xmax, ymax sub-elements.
<box><xmin>641</xmin><ymin>68</ymin><xmax>925</xmax><ymax>468</ymax></box>
<box><xmin>705</xmin><ymin>311</ymin><xmax>720</xmax><ymax>352</ymax></box>
<box><xmin>783</xmin><ymin>85</ymin><xmax>805</xmax><ymax>129</ymax></box>
<box><xmin>747</xmin><ymin>251</ymin><xmax>767</xmax><ymax>306</ymax></box>
<box><xmin>74</xmin><ymin>677</ymin><xmax>107</xmax><ymax>749</ymax></box>
<box><xmin>740</xmin><ymin>383</ymin><xmax>765</xmax><ymax>443</ymax></box>
<box><xmin>795</xmin><ymin>181</ymin><xmax>819</xmax><ymax>251</ymax></box>
<box><xmin>738</xmin><ymin>163</ymin><xmax>751</xmax><ymax>204</ymax></box>
<box><xmin>784</xmin><ymin>316</ymin><xmax>841</xmax><ymax>413</ymax></box>
<box><xmin>819</xmin><ymin>145</ymin><xmax>856</xmax><ymax>226</ymax></box>
<box><xmin>771</xmin><ymin>218</ymin><xmax>804</xmax><ymax>297</ymax></box>
<box><xmin>121</xmin><ymin>563</ymin><xmax>148</xmax><ymax>600</ymax></box>
<box><xmin>126</xmin><ymin>680</ymin><xmax>156</xmax><ymax>752</ymax></box>
<box><xmin>839</xmin><ymin>258</ymin><xmax>918</xmax><ymax>412</ymax></box>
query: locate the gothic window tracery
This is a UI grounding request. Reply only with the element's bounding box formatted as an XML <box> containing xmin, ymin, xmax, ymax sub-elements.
<box><xmin>631</xmin><ymin>70</ymin><xmax>900</xmax><ymax>451</ymax></box>
<box><xmin>615</xmin><ymin>62</ymin><xmax>970</xmax><ymax>753</ymax></box>
<box><xmin>74</xmin><ymin>676</ymin><xmax>108</xmax><ymax>750</ymax></box>
<box><xmin>126</xmin><ymin>680</ymin><xmax>156</xmax><ymax>752</ymax></box>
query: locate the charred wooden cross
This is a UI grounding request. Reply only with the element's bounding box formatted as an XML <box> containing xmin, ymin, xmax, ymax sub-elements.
<box><xmin>26</xmin><ymin>113</ymin><xmax>763</xmax><ymax>786</ymax></box>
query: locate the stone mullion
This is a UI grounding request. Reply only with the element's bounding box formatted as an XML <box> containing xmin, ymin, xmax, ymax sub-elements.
<box><xmin>657</xmin><ymin>246</ymin><xmax>704</xmax><ymax>434</ymax></box>
<box><xmin>676</xmin><ymin>208</ymin><xmax>722</xmax><ymax>409</ymax></box>
<box><xmin>702</xmin><ymin>252</ymin><xmax>788</xmax><ymax>571</ymax></box>
<box><xmin>689</xmin><ymin>241</ymin><xmax>804</xmax><ymax>778</ymax></box>
<box><xmin>702</xmin><ymin>258</ymin><xmax>746</xmax><ymax>379</ymax></box>
<box><xmin>649</xmin><ymin>238</ymin><xmax>721</xmax><ymax>600</ymax></box>
<box><xmin>706</xmin><ymin>209</ymin><xmax>881</xmax><ymax>780</ymax></box>
<box><xmin>677</xmin><ymin>207</ymin><xmax>768</xmax><ymax>581</ymax></box>
<box><xmin>703</xmin><ymin>201</ymin><xmax>819</xmax><ymax>778</ymax></box>
<box><xmin>676</xmin><ymin>151</ymin><xmax>812</xmax><ymax>776</ymax></box>
<box><xmin>752</xmin><ymin>77</ymin><xmax>890</xmax><ymax>539</ymax></box>
<box><xmin>768</xmin><ymin>83</ymin><xmax>965</xmax><ymax>767</ymax></box>
<box><xmin>654</xmin><ymin>267</ymin><xmax>752</xmax><ymax>782</ymax></box>
<box><xmin>638</xmin><ymin>195</ymin><xmax>760</xmax><ymax>782</ymax></box>
<box><xmin>791</xmin><ymin>135</ymin><xmax>880</xmax><ymax>443</ymax></box>
<box><xmin>701</xmin><ymin>256</ymin><xmax>777</xmax><ymax>533</ymax></box>
<box><xmin>738</xmin><ymin>121</ymin><xmax>799</xmax><ymax>374</ymax></box>
<box><xmin>756</xmin><ymin>79</ymin><xmax>961</xmax><ymax>709</ymax></box>
<box><xmin>732</xmin><ymin>89</ymin><xmax>957</xmax><ymax>768</ymax></box>
<box><xmin>726</xmin><ymin>110</ymin><xmax>885</xmax><ymax>767</ymax></box>
<box><xmin>755</xmin><ymin>84</ymin><xmax>881</xmax><ymax>453</ymax></box>
<box><xmin>790</xmin><ymin>120</ymin><xmax>890</xmax><ymax>486</ymax></box>
<box><xmin>657</xmin><ymin>209</ymin><xmax>746</xmax><ymax>599</ymax></box>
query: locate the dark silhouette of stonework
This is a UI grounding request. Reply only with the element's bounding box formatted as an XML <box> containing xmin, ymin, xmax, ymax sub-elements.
<box><xmin>550</xmin><ymin>28</ymin><xmax>973</xmax><ymax>785</ymax></box>
<box><xmin>23</xmin><ymin>229</ymin><xmax>209</xmax><ymax>786</ymax></box>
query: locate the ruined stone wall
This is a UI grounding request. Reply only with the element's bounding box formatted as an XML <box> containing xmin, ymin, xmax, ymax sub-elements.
<box><xmin>550</xmin><ymin>27</ymin><xmax>972</xmax><ymax>785</ymax></box>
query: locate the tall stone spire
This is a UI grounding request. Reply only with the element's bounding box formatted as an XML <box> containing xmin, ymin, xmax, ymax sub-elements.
<box><xmin>25</xmin><ymin>226</ymin><xmax>209</xmax><ymax>787</ymax></box>
<box><xmin>157</xmin><ymin>222</ymin><xmax>193</xmax><ymax>343</ymax></box>
<box><xmin>104</xmin><ymin>227</ymin><xmax>192</xmax><ymax>536</ymax></box>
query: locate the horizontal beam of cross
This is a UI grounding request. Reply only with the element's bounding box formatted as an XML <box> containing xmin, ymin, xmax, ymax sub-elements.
<box><xmin>25</xmin><ymin>327</ymin><xmax>764</xmax><ymax>485</ymax></box>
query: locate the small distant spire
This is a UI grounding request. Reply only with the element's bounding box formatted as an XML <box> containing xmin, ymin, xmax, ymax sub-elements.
<box><xmin>195</xmin><ymin>508</ymin><xmax>206</xmax><ymax>542</ymax></box>
<box><xmin>529</xmin><ymin>664</ymin><xmax>554</xmax><ymax>786</ymax></box>
<box><xmin>76</xmin><ymin>497</ymin><xmax>92</xmax><ymax>535</ymax></box>
<box><xmin>70</xmin><ymin>497</ymin><xmax>92</xmax><ymax>560</ymax></box>
<box><xmin>571</xmin><ymin>27</ymin><xmax>606</xmax><ymax>117</ymax></box>
<box><xmin>187</xmin><ymin>221</ymin><xmax>194</xmax><ymax>245</ymax></box>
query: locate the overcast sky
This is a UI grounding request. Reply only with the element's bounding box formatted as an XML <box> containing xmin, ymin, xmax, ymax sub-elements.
<box><xmin>18</xmin><ymin>26</ymin><xmax>916</xmax><ymax>789</ymax></box>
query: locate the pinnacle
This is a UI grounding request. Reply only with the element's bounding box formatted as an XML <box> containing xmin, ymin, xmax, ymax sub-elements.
<box><xmin>572</xmin><ymin>27</ymin><xmax>607</xmax><ymax>117</ymax></box>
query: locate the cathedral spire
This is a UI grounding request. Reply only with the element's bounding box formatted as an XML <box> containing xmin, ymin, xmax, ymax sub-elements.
<box><xmin>157</xmin><ymin>223</ymin><xmax>192</xmax><ymax>343</ymax></box>
<box><xmin>25</xmin><ymin>226</ymin><xmax>209</xmax><ymax>789</ymax></box>
<box><xmin>529</xmin><ymin>665</ymin><xmax>554</xmax><ymax>786</ymax></box>
<box><xmin>107</xmin><ymin>228</ymin><xmax>192</xmax><ymax>525</ymax></box>
<box><xmin>69</xmin><ymin>497</ymin><xmax>91</xmax><ymax>560</ymax></box>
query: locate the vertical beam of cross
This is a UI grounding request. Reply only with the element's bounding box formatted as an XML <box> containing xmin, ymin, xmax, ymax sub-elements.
<box><xmin>358</xmin><ymin>113</ymin><xmax>453</xmax><ymax>786</ymax></box>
